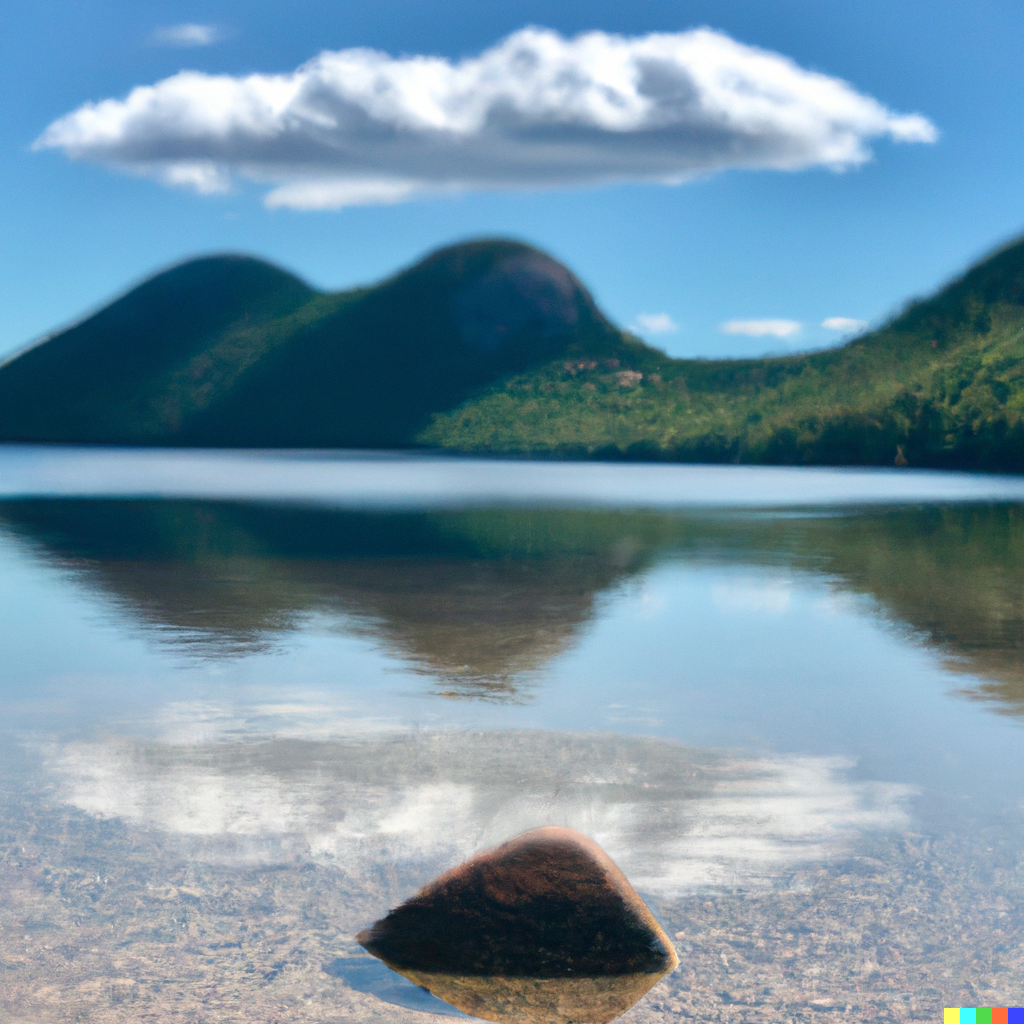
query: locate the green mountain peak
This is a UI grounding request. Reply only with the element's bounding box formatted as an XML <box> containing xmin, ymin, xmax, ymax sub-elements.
<box><xmin>0</xmin><ymin>239</ymin><xmax>624</xmax><ymax>448</ymax></box>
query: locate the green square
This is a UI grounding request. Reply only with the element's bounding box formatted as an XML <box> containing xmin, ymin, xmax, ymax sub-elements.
<box><xmin>977</xmin><ymin>1011</ymin><xmax>993</xmax><ymax>1024</ymax></box>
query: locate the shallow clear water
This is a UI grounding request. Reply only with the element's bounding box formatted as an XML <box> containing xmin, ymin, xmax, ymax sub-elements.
<box><xmin>1</xmin><ymin>448</ymin><xmax>1022</xmax><ymax>1022</ymax></box>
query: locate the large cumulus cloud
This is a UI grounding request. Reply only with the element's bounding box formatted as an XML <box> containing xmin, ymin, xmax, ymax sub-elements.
<box><xmin>35</xmin><ymin>26</ymin><xmax>937</xmax><ymax>209</ymax></box>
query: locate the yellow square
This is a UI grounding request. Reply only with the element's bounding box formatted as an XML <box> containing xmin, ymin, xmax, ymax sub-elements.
<box><xmin>945</xmin><ymin>1011</ymin><xmax>960</xmax><ymax>1024</ymax></box>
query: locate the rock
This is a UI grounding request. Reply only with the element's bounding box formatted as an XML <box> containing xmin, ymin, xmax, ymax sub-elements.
<box><xmin>357</xmin><ymin>827</ymin><xmax>678</xmax><ymax>1024</ymax></box>
<box><xmin>454</xmin><ymin>250</ymin><xmax>584</xmax><ymax>357</ymax></box>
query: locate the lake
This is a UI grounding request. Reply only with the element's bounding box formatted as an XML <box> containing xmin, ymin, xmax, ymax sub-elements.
<box><xmin>1</xmin><ymin>447</ymin><xmax>1023</xmax><ymax>1023</ymax></box>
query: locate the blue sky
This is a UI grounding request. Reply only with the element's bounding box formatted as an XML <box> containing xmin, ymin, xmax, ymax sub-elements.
<box><xmin>2</xmin><ymin>0</ymin><xmax>1023</xmax><ymax>362</ymax></box>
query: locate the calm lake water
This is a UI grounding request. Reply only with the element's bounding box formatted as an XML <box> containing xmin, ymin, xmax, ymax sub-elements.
<box><xmin>1</xmin><ymin>447</ymin><xmax>1023</xmax><ymax>1023</ymax></box>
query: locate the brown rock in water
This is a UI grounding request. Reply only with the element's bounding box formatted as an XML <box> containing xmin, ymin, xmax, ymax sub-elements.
<box><xmin>357</xmin><ymin>827</ymin><xmax>678</xmax><ymax>1024</ymax></box>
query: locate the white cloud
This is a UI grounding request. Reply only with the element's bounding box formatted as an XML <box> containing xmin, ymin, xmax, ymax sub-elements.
<box><xmin>264</xmin><ymin>176</ymin><xmax>422</xmax><ymax>209</ymax></box>
<box><xmin>822</xmin><ymin>316</ymin><xmax>869</xmax><ymax>332</ymax></box>
<box><xmin>156</xmin><ymin>161</ymin><xmax>231</xmax><ymax>193</ymax></box>
<box><xmin>632</xmin><ymin>312</ymin><xmax>678</xmax><ymax>335</ymax></box>
<box><xmin>721</xmin><ymin>319</ymin><xmax>802</xmax><ymax>338</ymax></box>
<box><xmin>35</xmin><ymin>26</ymin><xmax>937</xmax><ymax>209</ymax></box>
<box><xmin>150</xmin><ymin>23</ymin><xmax>220</xmax><ymax>47</ymax></box>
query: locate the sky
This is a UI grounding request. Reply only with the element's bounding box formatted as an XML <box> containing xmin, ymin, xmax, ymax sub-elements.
<box><xmin>2</xmin><ymin>0</ymin><xmax>1023</xmax><ymax>362</ymax></box>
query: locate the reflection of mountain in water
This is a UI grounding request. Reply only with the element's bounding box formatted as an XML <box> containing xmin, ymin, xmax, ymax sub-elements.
<box><xmin>773</xmin><ymin>506</ymin><xmax>1024</xmax><ymax>718</ymax></box>
<box><xmin>1</xmin><ymin>499</ymin><xmax>1023</xmax><ymax>714</ymax></box>
<box><xmin>0</xmin><ymin>501</ymin><xmax>664</xmax><ymax>698</ymax></box>
<box><xmin>671</xmin><ymin>504</ymin><xmax>1024</xmax><ymax>717</ymax></box>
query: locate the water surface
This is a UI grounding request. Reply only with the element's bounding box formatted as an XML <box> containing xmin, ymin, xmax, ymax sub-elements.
<box><xmin>1</xmin><ymin>448</ymin><xmax>1022</xmax><ymax>1023</ymax></box>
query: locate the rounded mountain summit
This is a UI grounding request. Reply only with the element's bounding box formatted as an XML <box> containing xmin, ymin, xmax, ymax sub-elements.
<box><xmin>0</xmin><ymin>240</ymin><xmax>631</xmax><ymax>448</ymax></box>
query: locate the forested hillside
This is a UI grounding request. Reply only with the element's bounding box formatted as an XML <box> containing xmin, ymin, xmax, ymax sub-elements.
<box><xmin>423</xmin><ymin>236</ymin><xmax>1024</xmax><ymax>470</ymax></box>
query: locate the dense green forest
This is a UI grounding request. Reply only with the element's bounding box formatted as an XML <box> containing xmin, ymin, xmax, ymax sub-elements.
<box><xmin>2</xmin><ymin>233</ymin><xmax>1024</xmax><ymax>469</ymax></box>
<box><xmin>422</xmin><ymin>236</ymin><xmax>1024</xmax><ymax>470</ymax></box>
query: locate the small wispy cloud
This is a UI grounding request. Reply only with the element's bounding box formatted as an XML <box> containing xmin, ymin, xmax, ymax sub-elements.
<box><xmin>632</xmin><ymin>312</ymin><xmax>678</xmax><ymax>335</ymax></box>
<box><xmin>821</xmin><ymin>316</ymin><xmax>868</xmax><ymax>333</ymax></box>
<box><xmin>150</xmin><ymin>24</ymin><xmax>220</xmax><ymax>47</ymax></box>
<box><xmin>721</xmin><ymin>319</ymin><xmax>802</xmax><ymax>338</ymax></box>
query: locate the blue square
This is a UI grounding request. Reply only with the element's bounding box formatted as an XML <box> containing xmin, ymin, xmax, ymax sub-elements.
<box><xmin>1006</xmin><ymin>1009</ymin><xmax>1024</xmax><ymax>1023</ymax></box>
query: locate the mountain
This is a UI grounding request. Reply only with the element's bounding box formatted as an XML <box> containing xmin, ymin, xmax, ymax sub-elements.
<box><xmin>426</xmin><ymin>235</ymin><xmax>1024</xmax><ymax>470</ymax></box>
<box><xmin>0</xmin><ymin>240</ymin><xmax>627</xmax><ymax>447</ymax></box>
<box><xmin>2</xmin><ymin>233</ymin><xmax>1024</xmax><ymax>468</ymax></box>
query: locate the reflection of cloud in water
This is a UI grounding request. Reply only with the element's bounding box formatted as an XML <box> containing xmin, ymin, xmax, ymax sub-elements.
<box><xmin>48</xmin><ymin>718</ymin><xmax>915</xmax><ymax>897</ymax></box>
<box><xmin>711</xmin><ymin>579</ymin><xmax>792</xmax><ymax>615</ymax></box>
<box><xmin>146</xmin><ymin>699</ymin><xmax>413</xmax><ymax>745</ymax></box>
